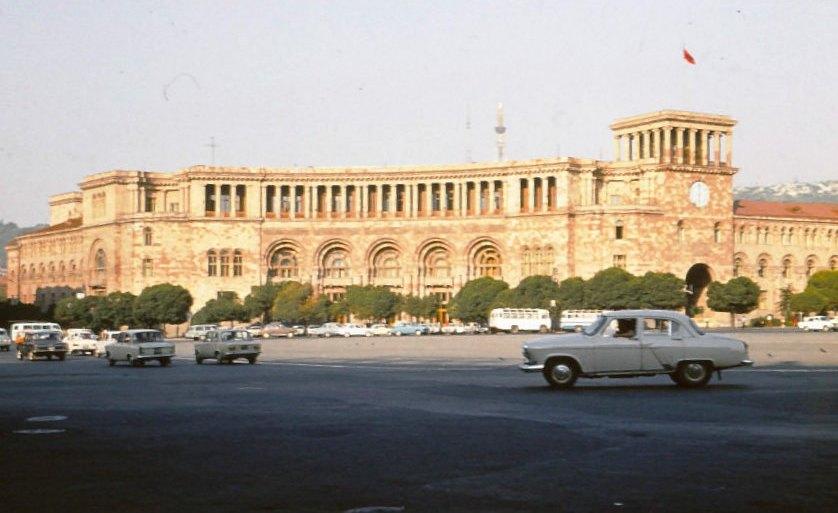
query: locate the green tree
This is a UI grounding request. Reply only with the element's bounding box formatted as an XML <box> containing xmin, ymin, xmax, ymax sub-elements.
<box><xmin>789</xmin><ymin>289</ymin><xmax>828</xmax><ymax>315</ymax></box>
<box><xmin>192</xmin><ymin>293</ymin><xmax>248</xmax><ymax>325</ymax></box>
<box><xmin>492</xmin><ymin>275</ymin><xmax>561</xmax><ymax>310</ymax></box>
<box><xmin>96</xmin><ymin>291</ymin><xmax>138</xmax><ymax>330</ymax></box>
<box><xmin>400</xmin><ymin>294</ymin><xmax>440</xmax><ymax>321</ymax></box>
<box><xmin>633</xmin><ymin>272</ymin><xmax>686</xmax><ymax>310</ymax></box>
<box><xmin>299</xmin><ymin>294</ymin><xmax>331</xmax><ymax>327</ymax></box>
<box><xmin>555</xmin><ymin>277</ymin><xmax>586</xmax><ymax>310</ymax></box>
<box><xmin>328</xmin><ymin>298</ymin><xmax>349</xmax><ymax>321</ymax></box>
<box><xmin>803</xmin><ymin>270</ymin><xmax>838</xmax><ymax>311</ymax></box>
<box><xmin>54</xmin><ymin>295</ymin><xmax>100</xmax><ymax>329</ymax></box>
<box><xmin>585</xmin><ymin>267</ymin><xmax>638</xmax><ymax>310</ymax></box>
<box><xmin>244</xmin><ymin>282</ymin><xmax>283</xmax><ymax>322</ymax></box>
<box><xmin>777</xmin><ymin>285</ymin><xmax>794</xmax><ymax>323</ymax></box>
<box><xmin>0</xmin><ymin>300</ymin><xmax>44</xmax><ymax>330</ymax></box>
<box><xmin>271</xmin><ymin>282</ymin><xmax>314</xmax><ymax>325</ymax></box>
<box><xmin>345</xmin><ymin>285</ymin><xmax>400</xmax><ymax>322</ymax></box>
<box><xmin>448</xmin><ymin>277</ymin><xmax>509</xmax><ymax>323</ymax></box>
<box><xmin>706</xmin><ymin>276</ymin><xmax>761</xmax><ymax>327</ymax></box>
<box><xmin>133</xmin><ymin>283</ymin><xmax>193</xmax><ymax>328</ymax></box>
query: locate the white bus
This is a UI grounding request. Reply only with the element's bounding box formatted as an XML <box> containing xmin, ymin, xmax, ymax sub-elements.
<box><xmin>559</xmin><ymin>310</ymin><xmax>607</xmax><ymax>332</ymax></box>
<box><xmin>10</xmin><ymin>321</ymin><xmax>62</xmax><ymax>341</ymax></box>
<box><xmin>488</xmin><ymin>308</ymin><xmax>551</xmax><ymax>333</ymax></box>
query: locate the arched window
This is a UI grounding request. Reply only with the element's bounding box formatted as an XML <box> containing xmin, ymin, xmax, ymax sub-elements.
<box><xmin>787</xmin><ymin>228</ymin><xmax>795</xmax><ymax>245</ymax></box>
<box><xmin>59</xmin><ymin>262</ymin><xmax>66</xmax><ymax>277</ymax></box>
<box><xmin>806</xmin><ymin>257</ymin><xmax>816</xmax><ymax>277</ymax></box>
<box><xmin>733</xmin><ymin>256</ymin><xmax>743</xmax><ymax>277</ymax></box>
<box><xmin>48</xmin><ymin>262</ymin><xmax>55</xmax><ymax>278</ymax></box>
<box><xmin>738</xmin><ymin>226</ymin><xmax>745</xmax><ymax>243</ymax></box>
<box><xmin>269</xmin><ymin>248</ymin><xmax>299</xmax><ymax>279</ymax></box>
<box><xmin>324</xmin><ymin>248</ymin><xmax>349</xmax><ymax>278</ymax></box>
<box><xmin>95</xmin><ymin>250</ymin><xmax>106</xmax><ymax>276</ymax></box>
<box><xmin>757</xmin><ymin>257</ymin><xmax>768</xmax><ymax>278</ymax></box>
<box><xmin>714</xmin><ymin>222</ymin><xmax>721</xmax><ymax>243</ymax></box>
<box><xmin>233</xmin><ymin>250</ymin><xmax>243</xmax><ymax>276</ymax></box>
<box><xmin>615</xmin><ymin>220</ymin><xmax>624</xmax><ymax>240</ymax></box>
<box><xmin>781</xmin><ymin>257</ymin><xmax>792</xmax><ymax>278</ymax></box>
<box><xmin>220</xmin><ymin>250</ymin><xmax>230</xmax><ymax>277</ymax></box>
<box><xmin>780</xmin><ymin>227</ymin><xmax>787</xmax><ymax>245</ymax></box>
<box><xmin>677</xmin><ymin>220</ymin><xmax>685</xmax><ymax>243</ymax></box>
<box><xmin>373</xmin><ymin>249</ymin><xmax>401</xmax><ymax>278</ymax></box>
<box><xmin>425</xmin><ymin>248</ymin><xmax>451</xmax><ymax>278</ymax></box>
<box><xmin>69</xmin><ymin>260</ymin><xmax>76</xmax><ymax>276</ymax></box>
<box><xmin>143</xmin><ymin>227</ymin><xmax>152</xmax><ymax>246</ymax></box>
<box><xmin>207</xmin><ymin>250</ymin><xmax>218</xmax><ymax>276</ymax></box>
<box><xmin>475</xmin><ymin>247</ymin><xmax>502</xmax><ymax>278</ymax></box>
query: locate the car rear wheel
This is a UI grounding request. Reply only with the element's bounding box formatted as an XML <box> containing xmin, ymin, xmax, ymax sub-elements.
<box><xmin>247</xmin><ymin>356</ymin><xmax>257</xmax><ymax>365</ymax></box>
<box><xmin>58</xmin><ymin>353</ymin><xmax>66</xmax><ymax>361</ymax></box>
<box><xmin>543</xmin><ymin>359</ymin><xmax>579</xmax><ymax>389</ymax></box>
<box><xmin>195</xmin><ymin>354</ymin><xmax>203</xmax><ymax>364</ymax></box>
<box><xmin>108</xmin><ymin>358</ymin><xmax>116</xmax><ymax>366</ymax></box>
<box><xmin>673</xmin><ymin>361</ymin><xmax>712</xmax><ymax>388</ymax></box>
<box><xmin>510</xmin><ymin>325</ymin><xmax>519</xmax><ymax>334</ymax></box>
<box><xmin>160</xmin><ymin>357</ymin><xmax>171</xmax><ymax>367</ymax></box>
<box><xmin>215</xmin><ymin>353</ymin><xmax>224</xmax><ymax>365</ymax></box>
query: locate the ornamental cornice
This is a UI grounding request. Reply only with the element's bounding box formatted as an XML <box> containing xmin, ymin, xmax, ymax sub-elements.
<box><xmin>733</xmin><ymin>214</ymin><xmax>838</xmax><ymax>224</ymax></box>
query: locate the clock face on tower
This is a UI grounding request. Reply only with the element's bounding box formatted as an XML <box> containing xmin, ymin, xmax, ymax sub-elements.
<box><xmin>689</xmin><ymin>181</ymin><xmax>710</xmax><ymax>208</ymax></box>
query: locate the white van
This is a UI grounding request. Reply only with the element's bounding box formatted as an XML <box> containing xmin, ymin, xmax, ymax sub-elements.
<box><xmin>488</xmin><ymin>308</ymin><xmax>551</xmax><ymax>333</ymax></box>
<box><xmin>559</xmin><ymin>310</ymin><xmax>607</xmax><ymax>332</ymax></box>
<box><xmin>10</xmin><ymin>321</ymin><xmax>62</xmax><ymax>341</ymax></box>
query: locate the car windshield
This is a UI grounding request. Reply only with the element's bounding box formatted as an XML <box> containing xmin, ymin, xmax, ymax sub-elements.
<box><xmin>583</xmin><ymin>316</ymin><xmax>607</xmax><ymax>336</ymax></box>
<box><xmin>33</xmin><ymin>333</ymin><xmax>60</xmax><ymax>342</ymax></box>
<box><xmin>133</xmin><ymin>331</ymin><xmax>163</xmax><ymax>342</ymax></box>
<box><xmin>220</xmin><ymin>331</ymin><xmax>252</xmax><ymax>341</ymax></box>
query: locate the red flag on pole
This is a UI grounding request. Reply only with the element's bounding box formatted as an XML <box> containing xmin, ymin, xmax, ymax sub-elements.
<box><xmin>683</xmin><ymin>48</ymin><xmax>696</xmax><ymax>64</ymax></box>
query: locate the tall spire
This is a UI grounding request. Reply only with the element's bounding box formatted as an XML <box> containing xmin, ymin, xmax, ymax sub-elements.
<box><xmin>494</xmin><ymin>103</ymin><xmax>506</xmax><ymax>161</ymax></box>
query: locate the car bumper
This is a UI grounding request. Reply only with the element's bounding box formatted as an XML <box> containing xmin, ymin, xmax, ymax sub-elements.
<box><xmin>136</xmin><ymin>353</ymin><xmax>174</xmax><ymax>360</ymax></box>
<box><xmin>519</xmin><ymin>362</ymin><xmax>545</xmax><ymax>373</ymax></box>
<box><xmin>219</xmin><ymin>350</ymin><xmax>260</xmax><ymax>358</ymax></box>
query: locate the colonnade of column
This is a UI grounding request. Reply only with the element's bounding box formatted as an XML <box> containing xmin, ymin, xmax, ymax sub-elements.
<box><xmin>613</xmin><ymin>127</ymin><xmax>733</xmax><ymax>166</ymax></box>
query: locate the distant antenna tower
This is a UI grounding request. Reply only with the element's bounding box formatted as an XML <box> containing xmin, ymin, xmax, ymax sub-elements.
<box><xmin>495</xmin><ymin>103</ymin><xmax>506</xmax><ymax>161</ymax></box>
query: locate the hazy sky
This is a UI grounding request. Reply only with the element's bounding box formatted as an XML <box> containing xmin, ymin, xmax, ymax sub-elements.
<box><xmin>1</xmin><ymin>0</ymin><xmax>836</xmax><ymax>226</ymax></box>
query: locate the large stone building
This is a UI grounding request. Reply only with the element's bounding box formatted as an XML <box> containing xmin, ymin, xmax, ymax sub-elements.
<box><xmin>5</xmin><ymin>110</ymin><xmax>837</xmax><ymax>324</ymax></box>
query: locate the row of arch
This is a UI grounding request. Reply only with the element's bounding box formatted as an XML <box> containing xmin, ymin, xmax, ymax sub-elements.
<box><xmin>734</xmin><ymin>253</ymin><xmax>838</xmax><ymax>279</ymax></box>
<box><xmin>264</xmin><ymin>237</ymin><xmax>508</xmax><ymax>282</ymax></box>
<box><xmin>15</xmin><ymin>249</ymin><xmax>106</xmax><ymax>283</ymax></box>
<box><xmin>735</xmin><ymin>225</ymin><xmax>837</xmax><ymax>248</ymax></box>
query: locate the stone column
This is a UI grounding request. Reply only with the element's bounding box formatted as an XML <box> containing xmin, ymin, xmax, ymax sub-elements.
<box><xmin>540</xmin><ymin>177</ymin><xmax>549</xmax><ymax>212</ymax></box>
<box><xmin>725</xmin><ymin>132</ymin><xmax>733</xmax><ymax>166</ymax></box>
<box><xmin>613</xmin><ymin>136</ymin><xmax>621</xmax><ymax>162</ymax></box>
<box><xmin>653</xmin><ymin>129</ymin><xmax>661</xmax><ymax>162</ymax></box>
<box><xmin>486</xmin><ymin>180</ymin><xmax>495</xmax><ymax>214</ymax></box>
<box><xmin>409</xmin><ymin>183</ymin><xmax>417</xmax><ymax>218</ymax></box>
<box><xmin>214</xmin><ymin>184</ymin><xmax>221</xmax><ymax>216</ymax></box>
<box><xmin>663</xmin><ymin>127</ymin><xmax>671</xmax><ymax>164</ymax></box>
<box><xmin>356</xmin><ymin>185</ymin><xmax>363</xmax><ymax>218</ymax></box>
<box><xmin>687</xmin><ymin>128</ymin><xmax>696</xmax><ymax>165</ymax></box>
<box><xmin>361</xmin><ymin>184</ymin><xmax>369</xmax><ymax>218</ymax></box>
<box><xmin>376</xmin><ymin>183</ymin><xmax>384</xmax><ymax>216</ymax></box>
<box><xmin>675</xmin><ymin>128</ymin><xmax>684</xmax><ymax>164</ymax></box>
<box><xmin>454</xmin><ymin>181</ymin><xmax>462</xmax><ymax>216</ymax></box>
<box><xmin>440</xmin><ymin>182</ymin><xmax>448</xmax><ymax>214</ymax></box>
<box><xmin>425</xmin><ymin>182</ymin><xmax>432</xmax><ymax>216</ymax></box>
<box><xmin>528</xmin><ymin>178</ymin><xmax>536</xmax><ymax>213</ymax></box>
<box><xmin>325</xmin><ymin>184</ymin><xmax>333</xmax><ymax>217</ymax></box>
<box><xmin>711</xmin><ymin>132</ymin><xmax>720</xmax><ymax>164</ymax></box>
<box><xmin>700</xmin><ymin>130</ymin><xmax>709</xmax><ymax>166</ymax></box>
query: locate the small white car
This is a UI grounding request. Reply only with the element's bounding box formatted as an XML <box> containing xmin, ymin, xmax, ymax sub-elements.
<box><xmin>313</xmin><ymin>323</ymin><xmax>342</xmax><ymax>338</ymax></box>
<box><xmin>95</xmin><ymin>330</ymin><xmax>124</xmax><ymax>357</ymax></box>
<box><xmin>105</xmin><ymin>329</ymin><xmax>175</xmax><ymax>367</ymax></box>
<box><xmin>798</xmin><ymin>316</ymin><xmax>834</xmax><ymax>332</ymax></box>
<box><xmin>0</xmin><ymin>328</ymin><xmax>11</xmax><ymax>351</ymax></box>
<box><xmin>65</xmin><ymin>328</ymin><xmax>97</xmax><ymax>355</ymax></box>
<box><xmin>194</xmin><ymin>328</ymin><xmax>261</xmax><ymax>364</ymax></box>
<box><xmin>367</xmin><ymin>324</ymin><xmax>393</xmax><ymax>336</ymax></box>
<box><xmin>520</xmin><ymin>310</ymin><xmax>752</xmax><ymax>389</ymax></box>
<box><xmin>184</xmin><ymin>324</ymin><xmax>219</xmax><ymax>340</ymax></box>
<box><xmin>334</xmin><ymin>323</ymin><xmax>370</xmax><ymax>337</ymax></box>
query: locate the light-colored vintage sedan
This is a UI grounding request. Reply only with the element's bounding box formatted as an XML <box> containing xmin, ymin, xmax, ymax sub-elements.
<box><xmin>105</xmin><ymin>329</ymin><xmax>175</xmax><ymax>367</ymax></box>
<box><xmin>194</xmin><ymin>328</ymin><xmax>261</xmax><ymax>364</ymax></box>
<box><xmin>520</xmin><ymin>310</ymin><xmax>752</xmax><ymax>388</ymax></box>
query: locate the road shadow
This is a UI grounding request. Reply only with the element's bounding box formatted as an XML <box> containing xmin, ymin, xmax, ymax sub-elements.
<box><xmin>519</xmin><ymin>383</ymin><xmax>750</xmax><ymax>394</ymax></box>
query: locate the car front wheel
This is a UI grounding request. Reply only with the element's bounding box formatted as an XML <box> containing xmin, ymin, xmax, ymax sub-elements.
<box><xmin>543</xmin><ymin>359</ymin><xmax>578</xmax><ymax>389</ymax></box>
<box><xmin>673</xmin><ymin>361</ymin><xmax>712</xmax><ymax>388</ymax></box>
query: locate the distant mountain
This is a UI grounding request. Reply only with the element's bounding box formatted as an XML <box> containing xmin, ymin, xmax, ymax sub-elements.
<box><xmin>734</xmin><ymin>180</ymin><xmax>838</xmax><ymax>203</ymax></box>
<box><xmin>0</xmin><ymin>221</ymin><xmax>46</xmax><ymax>268</ymax></box>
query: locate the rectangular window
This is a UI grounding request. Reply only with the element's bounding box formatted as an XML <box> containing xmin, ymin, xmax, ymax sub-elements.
<box><xmin>141</xmin><ymin>258</ymin><xmax>153</xmax><ymax>277</ymax></box>
<box><xmin>169</xmin><ymin>202</ymin><xmax>179</xmax><ymax>212</ymax></box>
<box><xmin>145</xmin><ymin>195</ymin><xmax>156</xmax><ymax>213</ymax></box>
<box><xmin>615</xmin><ymin>225</ymin><xmax>624</xmax><ymax>240</ymax></box>
<box><xmin>220</xmin><ymin>251</ymin><xmax>230</xmax><ymax>277</ymax></box>
<box><xmin>613</xmin><ymin>254</ymin><xmax>626</xmax><ymax>269</ymax></box>
<box><xmin>233</xmin><ymin>251</ymin><xmax>243</xmax><ymax>277</ymax></box>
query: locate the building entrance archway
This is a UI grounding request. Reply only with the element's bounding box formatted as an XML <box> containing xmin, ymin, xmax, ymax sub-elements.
<box><xmin>685</xmin><ymin>263</ymin><xmax>713</xmax><ymax>317</ymax></box>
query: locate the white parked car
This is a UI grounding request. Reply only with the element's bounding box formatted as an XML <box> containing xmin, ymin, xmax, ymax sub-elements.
<box><xmin>334</xmin><ymin>323</ymin><xmax>370</xmax><ymax>337</ymax></box>
<box><xmin>184</xmin><ymin>324</ymin><xmax>219</xmax><ymax>340</ymax></box>
<box><xmin>314</xmin><ymin>323</ymin><xmax>343</xmax><ymax>338</ymax></box>
<box><xmin>520</xmin><ymin>310</ymin><xmax>752</xmax><ymax>389</ymax></box>
<box><xmin>559</xmin><ymin>309</ymin><xmax>607</xmax><ymax>332</ymax></box>
<box><xmin>0</xmin><ymin>328</ymin><xmax>11</xmax><ymax>351</ymax></box>
<box><xmin>105</xmin><ymin>329</ymin><xmax>175</xmax><ymax>367</ymax></box>
<box><xmin>367</xmin><ymin>324</ymin><xmax>393</xmax><ymax>336</ymax></box>
<box><xmin>194</xmin><ymin>328</ymin><xmax>261</xmax><ymax>364</ymax></box>
<box><xmin>65</xmin><ymin>328</ymin><xmax>97</xmax><ymax>355</ymax></box>
<box><xmin>95</xmin><ymin>330</ymin><xmax>124</xmax><ymax>357</ymax></box>
<box><xmin>798</xmin><ymin>316</ymin><xmax>835</xmax><ymax>332</ymax></box>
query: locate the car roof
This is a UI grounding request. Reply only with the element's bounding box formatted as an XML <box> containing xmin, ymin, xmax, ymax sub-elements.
<box><xmin>125</xmin><ymin>329</ymin><xmax>162</xmax><ymax>334</ymax></box>
<box><xmin>604</xmin><ymin>310</ymin><xmax>693</xmax><ymax>322</ymax></box>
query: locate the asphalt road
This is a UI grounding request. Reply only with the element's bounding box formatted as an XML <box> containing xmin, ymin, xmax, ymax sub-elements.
<box><xmin>0</xmin><ymin>350</ymin><xmax>836</xmax><ymax>513</ymax></box>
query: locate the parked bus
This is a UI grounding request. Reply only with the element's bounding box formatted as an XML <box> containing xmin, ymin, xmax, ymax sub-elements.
<box><xmin>488</xmin><ymin>308</ymin><xmax>551</xmax><ymax>333</ymax></box>
<box><xmin>559</xmin><ymin>310</ymin><xmax>606</xmax><ymax>332</ymax></box>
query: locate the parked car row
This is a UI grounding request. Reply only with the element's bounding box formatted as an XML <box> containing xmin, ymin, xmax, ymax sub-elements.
<box><xmin>204</xmin><ymin>321</ymin><xmax>492</xmax><ymax>338</ymax></box>
<box><xmin>797</xmin><ymin>315</ymin><xmax>837</xmax><ymax>332</ymax></box>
